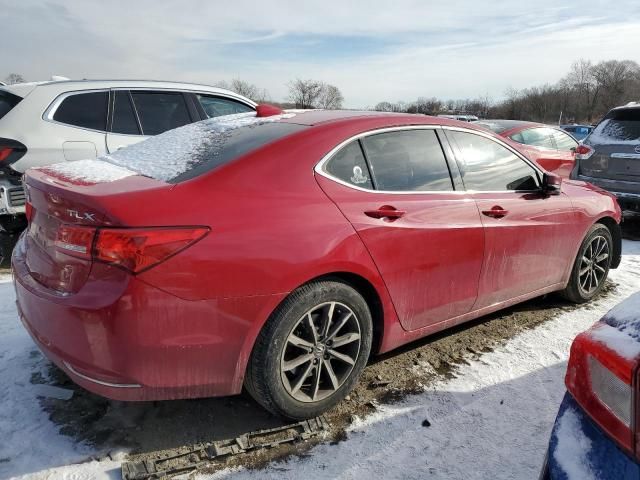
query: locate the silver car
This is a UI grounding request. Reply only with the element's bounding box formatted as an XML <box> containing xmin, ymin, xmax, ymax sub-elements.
<box><xmin>571</xmin><ymin>102</ymin><xmax>640</xmax><ymax>212</ymax></box>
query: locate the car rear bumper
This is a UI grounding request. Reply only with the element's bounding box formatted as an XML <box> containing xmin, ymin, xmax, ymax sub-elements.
<box><xmin>574</xmin><ymin>174</ymin><xmax>640</xmax><ymax>210</ymax></box>
<box><xmin>545</xmin><ymin>393</ymin><xmax>639</xmax><ymax>479</ymax></box>
<box><xmin>12</xmin><ymin>235</ymin><xmax>286</xmax><ymax>401</ymax></box>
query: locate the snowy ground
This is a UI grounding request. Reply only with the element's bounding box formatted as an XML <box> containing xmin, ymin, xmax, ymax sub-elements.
<box><xmin>1</xmin><ymin>239</ymin><xmax>639</xmax><ymax>480</ymax></box>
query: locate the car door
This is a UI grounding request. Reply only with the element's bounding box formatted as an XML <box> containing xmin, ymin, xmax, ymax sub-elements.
<box><xmin>445</xmin><ymin>128</ymin><xmax>578</xmax><ymax>309</ymax></box>
<box><xmin>512</xmin><ymin>127</ymin><xmax>576</xmax><ymax>177</ymax></box>
<box><xmin>106</xmin><ymin>90</ymin><xmax>195</xmax><ymax>154</ymax></box>
<box><xmin>549</xmin><ymin>128</ymin><xmax>579</xmax><ymax>177</ymax></box>
<box><xmin>315</xmin><ymin>128</ymin><xmax>484</xmax><ymax>332</ymax></box>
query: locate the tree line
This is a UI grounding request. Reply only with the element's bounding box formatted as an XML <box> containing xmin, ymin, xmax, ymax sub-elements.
<box><xmin>373</xmin><ymin>59</ymin><xmax>640</xmax><ymax>124</ymax></box>
<box><xmin>5</xmin><ymin>58</ymin><xmax>639</xmax><ymax>122</ymax></box>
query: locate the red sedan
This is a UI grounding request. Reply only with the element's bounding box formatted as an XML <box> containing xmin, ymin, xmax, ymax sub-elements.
<box><xmin>14</xmin><ymin>108</ymin><xmax>622</xmax><ymax>419</ymax></box>
<box><xmin>473</xmin><ymin>119</ymin><xmax>579</xmax><ymax>177</ymax></box>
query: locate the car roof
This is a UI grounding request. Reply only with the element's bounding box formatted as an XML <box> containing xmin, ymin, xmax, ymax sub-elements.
<box><xmin>279</xmin><ymin>110</ymin><xmax>478</xmax><ymax>128</ymax></box>
<box><xmin>0</xmin><ymin>79</ymin><xmax>256</xmax><ymax>105</ymax></box>
<box><xmin>472</xmin><ymin>119</ymin><xmax>546</xmax><ymax>134</ymax></box>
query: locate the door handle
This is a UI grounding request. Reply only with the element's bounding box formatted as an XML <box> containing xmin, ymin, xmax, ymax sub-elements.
<box><xmin>364</xmin><ymin>205</ymin><xmax>406</xmax><ymax>220</ymax></box>
<box><xmin>482</xmin><ymin>206</ymin><xmax>509</xmax><ymax>219</ymax></box>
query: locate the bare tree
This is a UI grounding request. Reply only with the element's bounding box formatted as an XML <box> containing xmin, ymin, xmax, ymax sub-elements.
<box><xmin>287</xmin><ymin>79</ymin><xmax>325</xmax><ymax>109</ymax></box>
<box><xmin>215</xmin><ymin>78</ymin><xmax>270</xmax><ymax>102</ymax></box>
<box><xmin>4</xmin><ymin>73</ymin><xmax>25</xmax><ymax>85</ymax></box>
<box><xmin>317</xmin><ymin>84</ymin><xmax>344</xmax><ymax>109</ymax></box>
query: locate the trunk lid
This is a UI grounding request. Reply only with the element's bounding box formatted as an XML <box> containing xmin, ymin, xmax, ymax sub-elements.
<box><xmin>24</xmin><ymin>160</ymin><xmax>168</xmax><ymax>293</ymax></box>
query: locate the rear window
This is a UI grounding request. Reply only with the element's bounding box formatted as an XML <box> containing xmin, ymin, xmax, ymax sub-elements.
<box><xmin>0</xmin><ymin>90</ymin><xmax>21</xmax><ymax>121</ymax></box>
<box><xmin>53</xmin><ymin>91</ymin><xmax>108</xmax><ymax>131</ymax></box>
<box><xmin>101</xmin><ymin>112</ymin><xmax>306</xmax><ymax>183</ymax></box>
<box><xmin>590</xmin><ymin>108</ymin><xmax>640</xmax><ymax>143</ymax></box>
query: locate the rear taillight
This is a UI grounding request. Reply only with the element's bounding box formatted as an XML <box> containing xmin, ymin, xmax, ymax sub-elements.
<box><xmin>566</xmin><ymin>323</ymin><xmax>639</xmax><ymax>457</ymax></box>
<box><xmin>0</xmin><ymin>138</ymin><xmax>27</xmax><ymax>164</ymax></box>
<box><xmin>25</xmin><ymin>201</ymin><xmax>34</xmax><ymax>223</ymax></box>
<box><xmin>0</xmin><ymin>147</ymin><xmax>13</xmax><ymax>163</ymax></box>
<box><xmin>575</xmin><ymin>144</ymin><xmax>595</xmax><ymax>160</ymax></box>
<box><xmin>55</xmin><ymin>226</ymin><xmax>209</xmax><ymax>273</ymax></box>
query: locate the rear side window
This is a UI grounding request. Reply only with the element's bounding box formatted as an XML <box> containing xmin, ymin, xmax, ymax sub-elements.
<box><xmin>52</xmin><ymin>91</ymin><xmax>108</xmax><ymax>131</ymax></box>
<box><xmin>196</xmin><ymin>94</ymin><xmax>254</xmax><ymax>118</ymax></box>
<box><xmin>551</xmin><ymin>129</ymin><xmax>578</xmax><ymax>151</ymax></box>
<box><xmin>0</xmin><ymin>90</ymin><xmax>21</xmax><ymax>121</ymax></box>
<box><xmin>449</xmin><ymin>131</ymin><xmax>540</xmax><ymax>191</ymax></box>
<box><xmin>362</xmin><ymin>130</ymin><xmax>453</xmax><ymax>191</ymax></box>
<box><xmin>591</xmin><ymin>109</ymin><xmax>640</xmax><ymax>142</ymax></box>
<box><xmin>130</xmin><ymin>91</ymin><xmax>191</xmax><ymax>135</ymax></box>
<box><xmin>111</xmin><ymin>91</ymin><xmax>140</xmax><ymax>135</ymax></box>
<box><xmin>510</xmin><ymin>128</ymin><xmax>555</xmax><ymax>149</ymax></box>
<box><xmin>325</xmin><ymin>141</ymin><xmax>373</xmax><ymax>190</ymax></box>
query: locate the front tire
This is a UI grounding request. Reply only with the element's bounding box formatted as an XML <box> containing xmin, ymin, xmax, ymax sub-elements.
<box><xmin>562</xmin><ymin>224</ymin><xmax>613</xmax><ymax>303</ymax></box>
<box><xmin>245</xmin><ymin>280</ymin><xmax>372</xmax><ymax>420</ymax></box>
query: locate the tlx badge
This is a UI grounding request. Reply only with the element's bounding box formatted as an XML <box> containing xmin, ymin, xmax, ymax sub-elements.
<box><xmin>67</xmin><ymin>209</ymin><xmax>96</xmax><ymax>222</ymax></box>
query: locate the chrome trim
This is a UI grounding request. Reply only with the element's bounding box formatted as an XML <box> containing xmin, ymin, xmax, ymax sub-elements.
<box><xmin>111</xmin><ymin>87</ymin><xmax>256</xmax><ymax>109</ymax></box>
<box><xmin>314</xmin><ymin>124</ymin><xmax>544</xmax><ymax>195</ymax></box>
<box><xmin>42</xmin><ymin>89</ymin><xmax>110</xmax><ymax>133</ymax></box>
<box><xmin>611</xmin><ymin>153</ymin><xmax>640</xmax><ymax>159</ymax></box>
<box><xmin>63</xmin><ymin>361</ymin><xmax>142</xmax><ymax>389</ymax></box>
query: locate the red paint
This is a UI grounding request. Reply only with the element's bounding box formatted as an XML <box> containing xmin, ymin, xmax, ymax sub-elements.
<box><xmin>255</xmin><ymin>104</ymin><xmax>284</xmax><ymax>117</ymax></box>
<box><xmin>499</xmin><ymin>123</ymin><xmax>576</xmax><ymax>177</ymax></box>
<box><xmin>13</xmin><ymin>112</ymin><xmax>621</xmax><ymax>401</ymax></box>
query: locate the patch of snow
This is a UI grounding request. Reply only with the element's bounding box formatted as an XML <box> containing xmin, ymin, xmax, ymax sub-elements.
<box><xmin>587</xmin><ymin>323</ymin><xmax>640</xmax><ymax>360</ymax></box>
<box><xmin>552</xmin><ymin>408</ymin><xmax>596</xmax><ymax>480</ymax></box>
<box><xmin>603</xmin><ymin>290</ymin><xmax>640</xmax><ymax>325</ymax></box>
<box><xmin>587</xmin><ymin>119</ymin><xmax>640</xmax><ymax>145</ymax></box>
<box><xmin>101</xmin><ymin>112</ymin><xmax>295</xmax><ymax>182</ymax></box>
<box><xmin>35</xmin><ymin>159</ymin><xmax>136</xmax><ymax>184</ymax></box>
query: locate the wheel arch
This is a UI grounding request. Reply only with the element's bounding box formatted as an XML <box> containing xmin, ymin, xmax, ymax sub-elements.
<box><xmin>595</xmin><ymin>216</ymin><xmax>622</xmax><ymax>269</ymax></box>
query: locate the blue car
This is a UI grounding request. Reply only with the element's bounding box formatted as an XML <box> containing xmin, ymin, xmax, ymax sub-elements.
<box><xmin>560</xmin><ymin>124</ymin><xmax>594</xmax><ymax>141</ymax></box>
<box><xmin>541</xmin><ymin>292</ymin><xmax>640</xmax><ymax>479</ymax></box>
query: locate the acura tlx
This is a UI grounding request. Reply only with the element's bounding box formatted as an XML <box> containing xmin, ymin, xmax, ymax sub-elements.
<box><xmin>13</xmin><ymin>106</ymin><xmax>622</xmax><ymax>419</ymax></box>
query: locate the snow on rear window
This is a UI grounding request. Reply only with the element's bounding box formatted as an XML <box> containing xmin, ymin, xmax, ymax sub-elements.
<box><xmin>100</xmin><ymin>112</ymin><xmax>299</xmax><ymax>182</ymax></box>
<box><xmin>36</xmin><ymin>159</ymin><xmax>136</xmax><ymax>185</ymax></box>
<box><xmin>587</xmin><ymin>109</ymin><xmax>640</xmax><ymax>145</ymax></box>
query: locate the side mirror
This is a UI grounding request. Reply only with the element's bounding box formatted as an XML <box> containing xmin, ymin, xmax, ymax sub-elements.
<box><xmin>542</xmin><ymin>172</ymin><xmax>562</xmax><ymax>195</ymax></box>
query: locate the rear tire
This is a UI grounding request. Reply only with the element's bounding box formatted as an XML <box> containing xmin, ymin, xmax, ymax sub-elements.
<box><xmin>561</xmin><ymin>224</ymin><xmax>613</xmax><ymax>304</ymax></box>
<box><xmin>245</xmin><ymin>280</ymin><xmax>372</xmax><ymax>420</ymax></box>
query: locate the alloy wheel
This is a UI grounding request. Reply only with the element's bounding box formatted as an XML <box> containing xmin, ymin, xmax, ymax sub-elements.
<box><xmin>280</xmin><ymin>301</ymin><xmax>362</xmax><ymax>403</ymax></box>
<box><xmin>578</xmin><ymin>235</ymin><xmax>610</xmax><ymax>295</ymax></box>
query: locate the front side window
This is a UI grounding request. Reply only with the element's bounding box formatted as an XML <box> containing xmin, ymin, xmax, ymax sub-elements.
<box><xmin>52</xmin><ymin>91</ymin><xmax>108</xmax><ymax>131</ymax></box>
<box><xmin>362</xmin><ymin>130</ymin><xmax>453</xmax><ymax>191</ymax></box>
<box><xmin>196</xmin><ymin>94</ymin><xmax>254</xmax><ymax>118</ymax></box>
<box><xmin>130</xmin><ymin>91</ymin><xmax>191</xmax><ymax>135</ymax></box>
<box><xmin>510</xmin><ymin>128</ymin><xmax>555</xmax><ymax>149</ymax></box>
<box><xmin>111</xmin><ymin>91</ymin><xmax>140</xmax><ymax>135</ymax></box>
<box><xmin>551</xmin><ymin>129</ymin><xmax>578</xmax><ymax>151</ymax></box>
<box><xmin>448</xmin><ymin>131</ymin><xmax>540</xmax><ymax>191</ymax></box>
<box><xmin>325</xmin><ymin>141</ymin><xmax>373</xmax><ymax>190</ymax></box>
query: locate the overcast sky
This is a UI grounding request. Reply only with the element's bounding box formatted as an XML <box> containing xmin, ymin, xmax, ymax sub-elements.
<box><xmin>2</xmin><ymin>0</ymin><xmax>640</xmax><ymax>107</ymax></box>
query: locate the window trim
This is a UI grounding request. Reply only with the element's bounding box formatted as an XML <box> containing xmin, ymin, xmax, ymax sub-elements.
<box><xmin>316</xmin><ymin>125</ymin><xmax>461</xmax><ymax>195</ymax></box>
<box><xmin>43</xmin><ymin>89</ymin><xmax>110</xmax><ymax>133</ymax></box>
<box><xmin>108</xmin><ymin>89</ymin><xmax>143</xmax><ymax>136</ymax></box>
<box><xmin>442</xmin><ymin>126</ymin><xmax>545</xmax><ymax>193</ymax></box>
<box><xmin>315</xmin><ymin>125</ymin><xmax>545</xmax><ymax>195</ymax></box>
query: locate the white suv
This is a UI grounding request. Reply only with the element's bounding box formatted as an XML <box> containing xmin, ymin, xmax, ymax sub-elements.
<box><xmin>0</xmin><ymin>79</ymin><xmax>256</xmax><ymax>261</ymax></box>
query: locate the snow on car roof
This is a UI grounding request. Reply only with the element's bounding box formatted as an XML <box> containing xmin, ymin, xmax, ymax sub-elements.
<box><xmin>100</xmin><ymin>112</ymin><xmax>296</xmax><ymax>182</ymax></box>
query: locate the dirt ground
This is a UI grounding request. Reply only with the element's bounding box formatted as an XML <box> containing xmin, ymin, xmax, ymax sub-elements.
<box><xmin>28</xmin><ymin>215</ymin><xmax>640</xmax><ymax>476</ymax></box>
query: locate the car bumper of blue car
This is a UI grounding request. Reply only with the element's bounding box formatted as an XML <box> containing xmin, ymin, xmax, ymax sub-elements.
<box><xmin>542</xmin><ymin>392</ymin><xmax>639</xmax><ymax>480</ymax></box>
